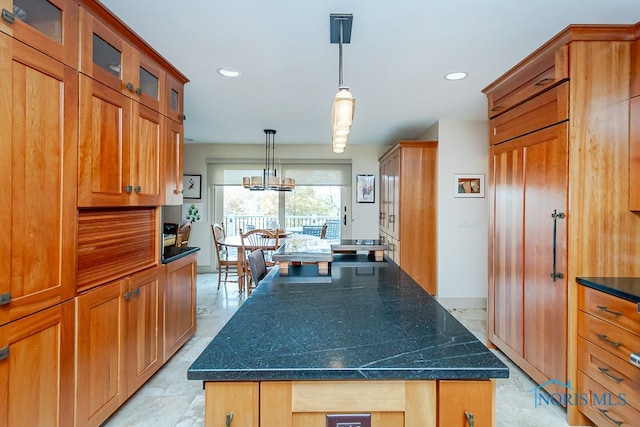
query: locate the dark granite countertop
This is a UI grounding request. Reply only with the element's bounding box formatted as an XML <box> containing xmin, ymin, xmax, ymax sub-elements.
<box><xmin>576</xmin><ymin>277</ymin><xmax>640</xmax><ymax>303</ymax></box>
<box><xmin>188</xmin><ymin>262</ymin><xmax>509</xmax><ymax>382</ymax></box>
<box><xmin>162</xmin><ymin>246</ymin><xmax>200</xmax><ymax>264</ymax></box>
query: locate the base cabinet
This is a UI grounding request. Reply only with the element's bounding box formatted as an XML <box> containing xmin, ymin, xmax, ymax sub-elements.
<box><xmin>163</xmin><ymin>253</ymin><xmax>197</xmax><ymax>361</ymax></box>
<box><xmin>0</xmin><ymin>300</ymin><xmax>75</xmax><ymax>427</ymax></box>
<box><xmin>76</xmin><ymin>266</ymin><xmax>163</xmax><ymax>427</ymax></box>
<box><xmin>203</xmin><ymin>380</ymin><xmax>493</xmax><ymax>427</ymax></box>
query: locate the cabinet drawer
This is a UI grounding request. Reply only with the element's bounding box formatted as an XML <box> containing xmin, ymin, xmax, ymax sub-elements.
<box><xmin>578</xmin><ymin>337</ymin><xmax>640</xmax><ymax>410</ymax></box>
<box><xmin>489</xmin><ymin>82</ymin><xmax>568</xmax><ymax>145</ymax></box>
<box><xmin>485</xmin><ymin>45</ymin><xmax>568</xmax><ymax>118</ymax></box>
<box><xmin>579</xmin><ymin>286</ymin><xmax>640</xmax><ymax>336</ymax></box>
<box><xmin>578</xmin><ymin>371</ymin><xmax>640</xmax><ymax>427</ymax></box>
<box><xmin>578</xmin><ymin>311</ymin><xmax>640</xmax><ymax>363</ymax></box>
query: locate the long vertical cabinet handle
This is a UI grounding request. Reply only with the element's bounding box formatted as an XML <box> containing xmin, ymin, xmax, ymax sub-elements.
<box><xmin>550</xmin><ymin>210</ymin><xmax>565</xmax><ymax>281</ymax></box>
<box><xmin>225</xmin><ymin>411</ymin><xmax>234</xmax><ymax>426</ymax></box>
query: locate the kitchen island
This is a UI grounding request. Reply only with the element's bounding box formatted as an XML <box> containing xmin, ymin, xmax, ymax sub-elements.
<box><xmin>188</xmin><ymin>261</ymin><xmax>508</xmax><ymax>426</ymax></box>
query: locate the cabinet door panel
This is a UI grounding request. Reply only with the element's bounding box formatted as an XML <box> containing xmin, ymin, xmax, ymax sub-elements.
<box><xmin>163</xmin><ymin>119</ymin><xmax>184</xmax><ymax>205</ymax></box>
<box><xmin>76</xmin><ymin>280</ymin><xmax>126</xmax><ymax>427</ymax></box>
<box><xmin>522</xmin><ymin>123</ymin><xmax>568</xmax><ymax>392</ymax></box>
<box><xmin>631</xmin><ymin>96</ymin><xmax>640</xmax><ymax>211</ymax></box>
<box><xmin>163</xmin><ymin>254</ymin><xmax>196</xmax><ymax>361</ymax></box>
<box><xmin>0</xmin><ymin>300</ymin><xmax>75</xmax><ymax>427</ymax></box>
<box><xmin>490</xmin><ymin>143</ymin><xmax>525</xmax><ymax>355</ymax></box>
<box><xmin>131</xmin><ymin>101</ymin><xmax>162</xmax><ymax>205</ymax></box>
<box><xmin>0</xmin><ymin>34</ymin><xmax>11</xmax><ymax>323</ymax></box>
<box><xmin>0</xmin><ymin>0</ymin><xmax>78</xmax><ymax>67</ymax></box>
<box><xmin>438</xmin><ymin>380</ymin><xmax>494</xmax><ymax>426</ymax></box>
<box><xmin>166</xmin><ymin>73</ymin><xmax>184</xmax><ymax>123</ymax></box>
<box><xmin>78</xmin><ymin>75</ymin><xmax>131</xmax><ymax>207</ymax></box>
<box><xmin>1</xmin><ymin>35</ymin><xmax>77</xmax><ymax>326</ymax></box>
<box><xmin>79</xmin><ymin>7</ymin><xmax>133</xmax><ymax>95</ymax></box>
<box><xmin>127</xmin><ymin>266</ymin><xmax>162</xmax><ymax>393</ymax></box>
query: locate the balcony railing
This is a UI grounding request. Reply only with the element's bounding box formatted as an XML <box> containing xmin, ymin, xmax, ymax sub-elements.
<box><xmin>224</xmin><ymin>215</ymin><xmax>341</xmax><ymax>238</ymax></box>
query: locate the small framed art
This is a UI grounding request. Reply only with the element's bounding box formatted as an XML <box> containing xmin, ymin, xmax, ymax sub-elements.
<box><xmin>454</xmin><ymin>174</ymin><xmax>485</xmax><ymax>198</ymax></box>
<box><xmin>356</xmin><ymin>174</ymin><xmax>375</xmax><ymax>203</ymax></box>
<box><xmin>183</xmin><ymin>174</ymin><xmax>202</xmax><ymax>199</ymax></box>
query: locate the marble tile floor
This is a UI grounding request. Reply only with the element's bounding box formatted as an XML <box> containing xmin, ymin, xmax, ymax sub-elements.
<box><xmin>103</xmin><ymin>274</ymin><xmax>577</xmax><ymax>427</ymax></box>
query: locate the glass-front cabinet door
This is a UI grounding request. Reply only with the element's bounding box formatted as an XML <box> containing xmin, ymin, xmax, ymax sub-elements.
<box><xmin>79</xmin><ymin>6</ymin><xmax>133</xmax><ymax>95</ymax></box>
<box><xmin>132</xmin><ymin>50</ymin><xmax>164</xmax><ymax>112</ymax></box>
<box><xmin>0</xmin><ymin>0</ymin><xmax>77</xmax><ymax>66</ymax></box>
<box><xmin>79</xmin><ymin>7</ymin><xmax>164</xmax><ymax>111</ymax></box>
<box><xmin>166</xmin><ymin>73</ymin><xmax>185</xmax><ymax>123</ymax></box>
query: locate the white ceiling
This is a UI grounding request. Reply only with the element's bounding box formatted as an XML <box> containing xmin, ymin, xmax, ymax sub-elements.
<box><xmin>99</xmin><ymin>0</ymin><xmax>640</xmax><ymax>146</ymax></box>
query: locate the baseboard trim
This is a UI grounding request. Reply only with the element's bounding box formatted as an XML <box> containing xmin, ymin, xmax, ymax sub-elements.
<box><xmin>436</xmin><ymin>297</ymin><xmax>487</xmax><ymax>309</ymax></box>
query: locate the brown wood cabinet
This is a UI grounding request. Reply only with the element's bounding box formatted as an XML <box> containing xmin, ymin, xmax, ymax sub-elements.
<box><xmin>163</xmin><ymin>253</ymin><xmax>197</xmax><ymax>361</ymax></box>
<box><xmin>631</xmin><ymin>90</ymin><xmax>640</xmax><ymax>211</ymax></box>
<box><xmin>76</xmin><ymin>266</ymin><xmax>163</xmax><ymax>427</ymax></box>
<box><xmin>484</xmin><ymin>24</ymin><xmax>640</xmax><ymax>425</ymax></box>
<box><xmin>1</xmin><ymin>0</ymin><xmax>189</xmax><ymax>424</ymax></box>
<box><xmin>379</xmin><ymin>141</ymin><xmax>437</xmax><ymax>295</ymax></box>
<box><xmin>203</xmin><ymin>379</ymin><xmax>494</xmax><ymax>427</ymax></box>
<box><xmin>78</xmin><ymin>75</ymin><xmax>163</xmax><ymax>207</ymax></box>
<box><xmin>577</xmin><ymin>286</ymin><xmax>640</xmax><ymax>426</ymax></box>
<box><xmin>0</xmin><ymin>32</ymin><xmax>77</xmax><ymax>327</ymax></box>
<box><xmin>490</xmin><ymin>123</ymin><xmax>568</xmax><ymax>397</ymax></box>
<box><xmin>0</xmin><ymin>300</ymin><xmax>75</xmax><ymax>427</ymax></box>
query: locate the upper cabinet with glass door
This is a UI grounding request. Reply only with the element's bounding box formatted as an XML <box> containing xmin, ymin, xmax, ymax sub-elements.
<box><xmin>78</xmin><ymin>6</ymin><xmax>165</xmax><ymax>112</ymax></box>
<box><xmin>166</xmin><ymin>73</ymin><xmax>185</xmax><ymax>123</ymax></box>
<box><xmin>0</xmin><ymin>0</ymin><xmax>78</xmax><ymax>67</ymax></box>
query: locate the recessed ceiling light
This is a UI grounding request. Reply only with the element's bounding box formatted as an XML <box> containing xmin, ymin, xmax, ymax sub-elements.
<box><xmin>217</xmin><ymin>67</ymin><xmax>241</xmax><ymax>78</ymax></box>
<box><xmin>445</xmin><ymin>71</ymin><xmax>468</xmax><ymax>81</ymax></box>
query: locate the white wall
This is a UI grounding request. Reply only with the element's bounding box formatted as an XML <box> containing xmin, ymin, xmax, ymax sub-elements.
<box><xmin>179</xmin><ymin>143</ymin><xmax>387</xmax><ymax>271</ymax></box>
<box><xmin>419</xmin><ymin>119</ymin><xmax>490</xmax><ymax>308</ymax></box>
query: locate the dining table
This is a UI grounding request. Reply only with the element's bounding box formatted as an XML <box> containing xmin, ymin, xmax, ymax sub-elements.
<box><xmin>219</xmin><ymin>231</ymin><xmax>315</xmax><ymax>292</ymax></box>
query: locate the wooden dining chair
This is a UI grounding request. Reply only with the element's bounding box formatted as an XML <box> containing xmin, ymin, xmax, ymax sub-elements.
<box><xmin>240</xmin><ymin>228</ymin><xmax>279</xmax><ymax>288</ymax></box>
<box><xmin>175</xmin><ymin>221</ymin><xmax>192</xmax><ymax>247</ymax></box>
<box><xmin>211</xmin><ymin>223</ymin><xmax>239</xmax><ymax>289</ymax></box>
<box><xmin>246</xmin><ymin>249</ymin><xmax>268</xmax><ymax>295</ymax></box>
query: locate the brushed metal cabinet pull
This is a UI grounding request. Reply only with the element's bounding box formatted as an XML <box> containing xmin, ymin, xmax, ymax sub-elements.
<box><xmin>0</xmin><ymin>292</ymin><xmax>11</xmax><ymax>305</ymax></box>
<box><xmin>535</xmin><ymin>77</ymin><xmax>554</xmax><ymax>86</ymax></box>
<box><xmin>597</xmin><ymin>366</ymin><xmax>624</xmax><ymax>383</ymax></box>
<box><xmin>597</xmin><ymin>409</ymin><xmax>623</xmax><ymax>426</ymax></box>
<box><xmin>465</xmin><ymin>411</ymin><xmax>475</xmax><ymax>427</ymax></box>
<box><xmin>0</xmin><ymin>346</ymin><xmax>8</xmax><ymax>361</ymax></box>
<box><xmin>597</xmin><ymin>333</ymin><xmax>622</xmax><ymax>348</ymax></box>
<box><xmin>596</xmin><ymin>305</ymin><xmax>622</xmax><ymax>317</ymax></box>
<box><xmin>134</xmin><ymin>185</ymin><xmax>142</xmax><ymax>193</ymax></box>
<box><xmin>1</xmin><ymin>9</ymin><xmax>15</xmax><ymax>23</ymax></box>
<box><xmin>125</xmin><ymin>185</ymin><xmax>133</xmax><ymax>193</ymax></box>
<box><xmin>226</xmin><ymin>411</ymin><xmax>234</xmax><ymax>426</ymax></box>
<box><xmin>550</xmin><ymin>210</ymin><xmax>565</xmax><ymax>281</ymax></box>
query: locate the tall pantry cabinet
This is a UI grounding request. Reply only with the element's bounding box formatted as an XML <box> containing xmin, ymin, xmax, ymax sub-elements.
<box><xmin>379</xmin><ymin>141</ymin><xmax>438</xmax><ymax>295</ymax></box>
<box><xmin>0</xmin><ymin>0</ymin><xmax>78</xmax><ymax>424</ymax></box>
<box><xmin>0</xmin><ymin>1</ymin><xmax>190</xmax><ymax>426</ymax></box>
<box><xmin>484</xmin><ymin>23</ymin><xmax>640</xmax><ymax>425</ymax></box>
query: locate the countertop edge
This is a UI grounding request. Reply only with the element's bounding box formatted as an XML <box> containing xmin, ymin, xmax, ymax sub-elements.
<box><xmin>576</xmin><ymin>277</ymin><xmax>640</xmax><ymax>303</ymax></box>
<box><xmin>162</xmin><ymin>246</ymin><xmax>200</xmax><ymax>264</ymax></box>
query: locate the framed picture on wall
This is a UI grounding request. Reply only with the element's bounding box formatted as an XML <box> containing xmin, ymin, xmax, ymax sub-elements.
<box><xmin>453</xmin><ymin>174</ymin><xmax>485</xmax><ymax>198</ymax></box>
<box><xmin>356</xmin><ymin>174</ymin><xmax>375</xmax><ymax>203</ymax></box>
<box><xmin>183</xmin><ymin>174</ymin><xmax>202</xmax><ymax>199</ymax></box>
